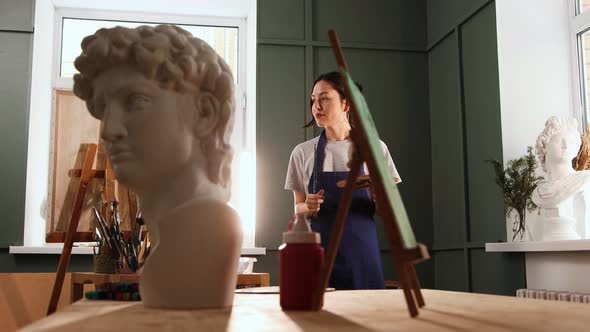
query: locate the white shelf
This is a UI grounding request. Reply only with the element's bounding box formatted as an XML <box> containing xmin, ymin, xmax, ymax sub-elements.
<box><xmin>485</xmin><ymin>239</ymin><xmax>590</xmax><ymax>252</ymax></box>
<box><xmin>9</xmin><ymin>245</ymin><xmax>96</xmax><ymax>255</ymax></box>
<box><xmin>241</xmin><ymin>247</ymin><xmax>266</xmax><ymax>256</ymax></box>
<box><xmin>9</xmin><ymin>245</ymin><xmax>266</xmax><ymax>256</ymax></box>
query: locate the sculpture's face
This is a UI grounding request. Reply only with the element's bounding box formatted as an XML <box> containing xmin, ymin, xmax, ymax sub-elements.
<box><xmin>546</xmin><ymin>131</ymin><xmax>580</xmax><ymax>167</ymax></box>
<box><xmin>311</xmin><ymin>80</ymin><xmax>348</xmax><ymax>128</ymax></box>
<box><xmin>92</xmin><ymin>65</ymin><xmax>195</xmax><ymax>189</ymax></box>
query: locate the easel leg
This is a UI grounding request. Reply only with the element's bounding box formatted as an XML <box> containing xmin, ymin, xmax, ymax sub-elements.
<box><xmin>395</xmin><ymin>259</ymin><xmax>419</xmax><ymax>317</ymax></box>
<box><xmin>353</xmin><ymin>164</ymin><xmax>425</xmax><ymax>317</ymax></box>
<box><xmin>382</xmin><ymin>214</ymin><xmax>420</xmax><ymax>316</ymax></box>
<box><xmin>47</xmin><ymin>144</ymin><xmax>97</xmax><ymax>315</ymax></box>
<box><xmin>407</xmin><ymin>263</ymin><xmax>425</xmax><ymax>307</ymax></box>
<box><xmin>55</xmin><ymin>145</ymin><xmax>91</xmax><ymax>232</ymax></box>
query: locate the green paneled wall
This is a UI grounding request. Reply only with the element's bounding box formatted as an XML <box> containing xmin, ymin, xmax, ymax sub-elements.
<box><xmin>0</xmin><ymin>6</ymin><xmax>34</xmax><ymax>248</ymax></box>
<box><xmin>426</xmin><ymin>0</ymin><xmax>490</xmax><ymax>47</ymax></box>
<box><xmin>434</xmin><ymin>250</ymin><xmax>467</xmax><ymax>291</ymax></box>
<box><xmin>0</xmin><ymin>0</ymin><xmax>34</xmax><ymax>32</ymax></box>
<box><xmin>471</xmin><ymin>249</ymin><xmax>525</xmax><ymax>295</ymax></box>
<box><xmin>427</xmin><ymin>0</ymin><xmax>525</xmax><ymax>294</ymax></box>
<box><xmin>258</xmin><ymin>0</ymin><xmax>305</xmax><ymax>40</ymax></box>
<box><xmin>313</xmin><ymin>0</ymin><xmax>426</xmax><ymax>49</ymax></box>
<box><xmin>461</xmin><ymin>4</ymin><xmax>505</xmax><ymax>243</ymax></box>
<box><xmin>429</xmin><ymin>32</ymin><xmax>467</xmax><ymax>248</ymax></box>
<box><xmin>256</xmin><ymin>45</ymin><xmax>307</xmax><ymax>248</ymax></box>
<box><xmin>256</xmin><ymin>0</ymin><xmax>433</xmax><ymax>287</ymax></box>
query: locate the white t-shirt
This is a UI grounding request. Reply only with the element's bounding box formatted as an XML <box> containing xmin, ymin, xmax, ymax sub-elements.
<box><xmin>284</xmin><ymin>136</ymin><xmax>401</xmax><ymax>195</ymax></box>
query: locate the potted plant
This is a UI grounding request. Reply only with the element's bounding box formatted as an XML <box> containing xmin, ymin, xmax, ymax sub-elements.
<box><xmin>487</xmin><ymin>147</ymin><xmax>543</xmax><ymax>241</ymax></box>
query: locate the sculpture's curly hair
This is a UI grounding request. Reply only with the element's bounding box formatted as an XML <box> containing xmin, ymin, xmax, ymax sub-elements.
<box><xmin>535</xmin><ymin>116</ymin><xmax>580</xmax><ymax>172</ymax></box>
<box><xmin>73</xmin><ymin>24</ymin><xmax>234</xmax><ymax>188</ymax></box>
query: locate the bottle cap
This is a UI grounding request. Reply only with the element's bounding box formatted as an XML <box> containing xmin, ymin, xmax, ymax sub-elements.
<box><xmin>282</xmin><ymin>213</ymin><xmax>320</xmax><ymax>244</ymax></box>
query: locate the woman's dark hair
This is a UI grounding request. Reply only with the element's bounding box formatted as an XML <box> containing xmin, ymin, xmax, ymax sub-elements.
<box><xmin>303</xmin><ymin>71</ymin><xmax>363</xmax><ymax>128</ymax></box>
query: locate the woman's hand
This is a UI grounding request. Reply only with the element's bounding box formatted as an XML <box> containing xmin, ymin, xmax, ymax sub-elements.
<box><xmin>305</xmin><ymin>189</ymin><xmax>324</xmax><ymax>216</ymax></box>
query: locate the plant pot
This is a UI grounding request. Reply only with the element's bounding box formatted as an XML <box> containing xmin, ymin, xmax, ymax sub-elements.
<box><xmin>507</xmin><ymin>210</ymin><xmax>533</xmax><ymax>242</ymax></box>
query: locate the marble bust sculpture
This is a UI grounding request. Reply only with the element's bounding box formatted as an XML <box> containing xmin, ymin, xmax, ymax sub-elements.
<box><xmin>73</xmin><ymin>25</ymin><xmax>242</xmax><ymax>308</ymax></box>
<box><xmin>532</xmin><ymin>116</ymin><xmax>590</xmax><ymax>241</ymax></box>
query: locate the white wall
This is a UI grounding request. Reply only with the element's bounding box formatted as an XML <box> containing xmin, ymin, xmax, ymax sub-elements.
<box><xmin>23</xmin><ymin>0</ymin><xmax>55</xmax><ymax>246</ymax></box>
<box><xmin>496</xmin><ymin>0</ymin><xmax>575</xmax><ymax>162</ymax></box>
<box><xmin>495</xmin><ymin>0</ymin><xmax>575</xmax><ymax>240</ymax></box>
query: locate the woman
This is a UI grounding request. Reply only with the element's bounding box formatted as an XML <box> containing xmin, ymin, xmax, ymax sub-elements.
<box><xmin>284</xmin><ymin>71</ymin><xmax>401</xmax><ymax>290</ymax></box>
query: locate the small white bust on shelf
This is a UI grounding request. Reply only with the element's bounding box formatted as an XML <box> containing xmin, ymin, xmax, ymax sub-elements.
<box><xmin>73</xmin><ymin>25</ymin><xmax>242</xmax><ymax>309</ymax></box>
<box><xmin>532</xmin><ymin>116</ymin><xmax>590</xmax><ymax>241</ymax></box>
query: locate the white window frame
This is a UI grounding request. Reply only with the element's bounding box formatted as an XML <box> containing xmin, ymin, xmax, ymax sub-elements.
<box><xmin>569</xmin><ymin>0</ymin><xmax>590</xmax><ymax>130</ymax></box>
<box><xmin>52</xmin><ymin>8</ymin><xmax>247</xmax><ymax>92</ymax></box>
<box><xmin>15</xmin><ymin>1</ymin><xmax>258</xmax><ymax>253</ymax></box>
<box><xmin>51</xmin><ymin>8</ymin><xmax>254</xmax><ymax>246</ymax></box>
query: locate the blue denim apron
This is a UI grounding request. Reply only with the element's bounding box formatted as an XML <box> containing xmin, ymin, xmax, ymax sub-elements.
<box><xmin>308</xmin><ymin>130</ymin><xmax>384</xmax><ymax>290</ymax></box>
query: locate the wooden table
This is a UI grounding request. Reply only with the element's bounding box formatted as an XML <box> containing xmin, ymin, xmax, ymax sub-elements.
<box><xmin>22</xmin><ymin>289</ymin><xmax>590</xmax><ymax>331</ymax></box>
<box><xmin>70</xmin><ymin>272</ymin><xmax>270</xmax><ymax>303</ymax></box>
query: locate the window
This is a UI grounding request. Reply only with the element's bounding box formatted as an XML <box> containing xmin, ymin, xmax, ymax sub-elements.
<box><xmin>577</xmin><ymin>0</ymin><xmax>590</xmax><ymax>14</ymax></box>
<box><xmin>53</xmin><ymin>10</ymin><xmax>246</xmax><ymax>91</ymax></box>
<box><xmin>52</xmin><ymin>10</ymin><xmax>254</xmax><ymax>246</ymax></box>
<box><xmin>21</xmin><ymin>1</ymin><xmax>257</xmax><ymax>250</ymax></box>
<box><xmin>570</xmin><ymin>0</ymin><xmax>590</xmax><ymax>129</ymax></box>
<box><xmin>59</xmin><ymin>18</ymin><xmax>239</xmax><ymax>82</ymax></box>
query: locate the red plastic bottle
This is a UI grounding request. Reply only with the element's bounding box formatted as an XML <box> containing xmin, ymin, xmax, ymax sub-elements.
<box><xmin>279</xmin><ymin>213</ymin><xmax>324</xmax><ymax>310</ymax></box>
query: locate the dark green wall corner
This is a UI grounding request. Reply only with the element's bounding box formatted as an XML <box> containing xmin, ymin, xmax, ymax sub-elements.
<box><xmin>426</xmin><ymin>0</ymin><xmax>525</xmax><ymax>295</ymax></box>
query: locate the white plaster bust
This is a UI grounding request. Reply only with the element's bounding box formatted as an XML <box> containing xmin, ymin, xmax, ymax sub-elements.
<box><xmin>532</xmin><ymin>116</ymin><xmax>590</xmax><ymax>241</ymax></box>
<box><xmin>73</xmin><ymin>25</ymin><xmax>242</xmax><ymax>309</ymax></box>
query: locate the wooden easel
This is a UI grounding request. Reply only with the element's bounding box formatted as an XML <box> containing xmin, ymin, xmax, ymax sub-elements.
<box><xmin>46</xmin><ymin>143</ymin><xmax>97</xmax><ymax>315</ymax></box>
<box><xmin>311</xmin><ymin>30</ymin><xmax>430</xmax><ymax>317</ymax></box>
<box><xmin>47</xmin><ymin>144</ymin><xmax>136</xmax><ymax>242</ymax></box>
<box><xmin>47</xmin><ymin>141</ymin><xmax>137</xmax><ymax>315</ymax></box>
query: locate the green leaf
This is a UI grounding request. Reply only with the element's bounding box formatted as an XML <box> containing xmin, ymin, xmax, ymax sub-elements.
<box><xmin>485</xmin><ymin>146</ymin><xmax>544</xmax><ymax>221</ymax></box>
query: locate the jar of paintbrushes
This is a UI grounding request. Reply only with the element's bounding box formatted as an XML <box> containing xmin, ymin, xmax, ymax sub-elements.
<box><xmin>91</xmin><ymin>201</ymin><xmax>150</xmax><ymax>274</ymax></box>
<box><xmin>93</xmin><ymin>246</ymin><xmax>119</xmax><ymax>274</ymax></box>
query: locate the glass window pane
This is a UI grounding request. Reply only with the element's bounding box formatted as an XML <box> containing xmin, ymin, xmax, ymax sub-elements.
<box><xmin>578</xmin><ymin>0</ymin><xmax>590</xmax><ymax>15</ymax></box>
<box><xmin>579</xmin><ymin>30</ymin><xmax>590</xmax><ymax>126</ymax></box>
<box><xmin>60</xmin><ymin>18</ymin><xmax>238</xmax><ymax>83</ymax></box>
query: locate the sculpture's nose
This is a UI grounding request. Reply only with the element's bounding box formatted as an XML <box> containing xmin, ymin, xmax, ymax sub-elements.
<box><xmin>101</xmin><ymin>101</ymin><xmax>128</xmax><ymax>142</ymax></box>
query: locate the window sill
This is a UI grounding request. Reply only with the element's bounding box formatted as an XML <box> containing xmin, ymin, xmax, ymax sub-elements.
<box><xmin>485</xmin><ymin>239</ymin><xmax>590</xmax><ymax>252</ymax></box>
<box><xmin>9</xmin><ymin>245</ymin><xmax>267</xmax><ymax>256</ymax></box>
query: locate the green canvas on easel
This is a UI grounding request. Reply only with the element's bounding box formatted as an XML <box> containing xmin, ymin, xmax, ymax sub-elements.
<box><xmin>340</xmin><ymin>70</ymin><xmax>417</xmax><ymax>249</ymax></box>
